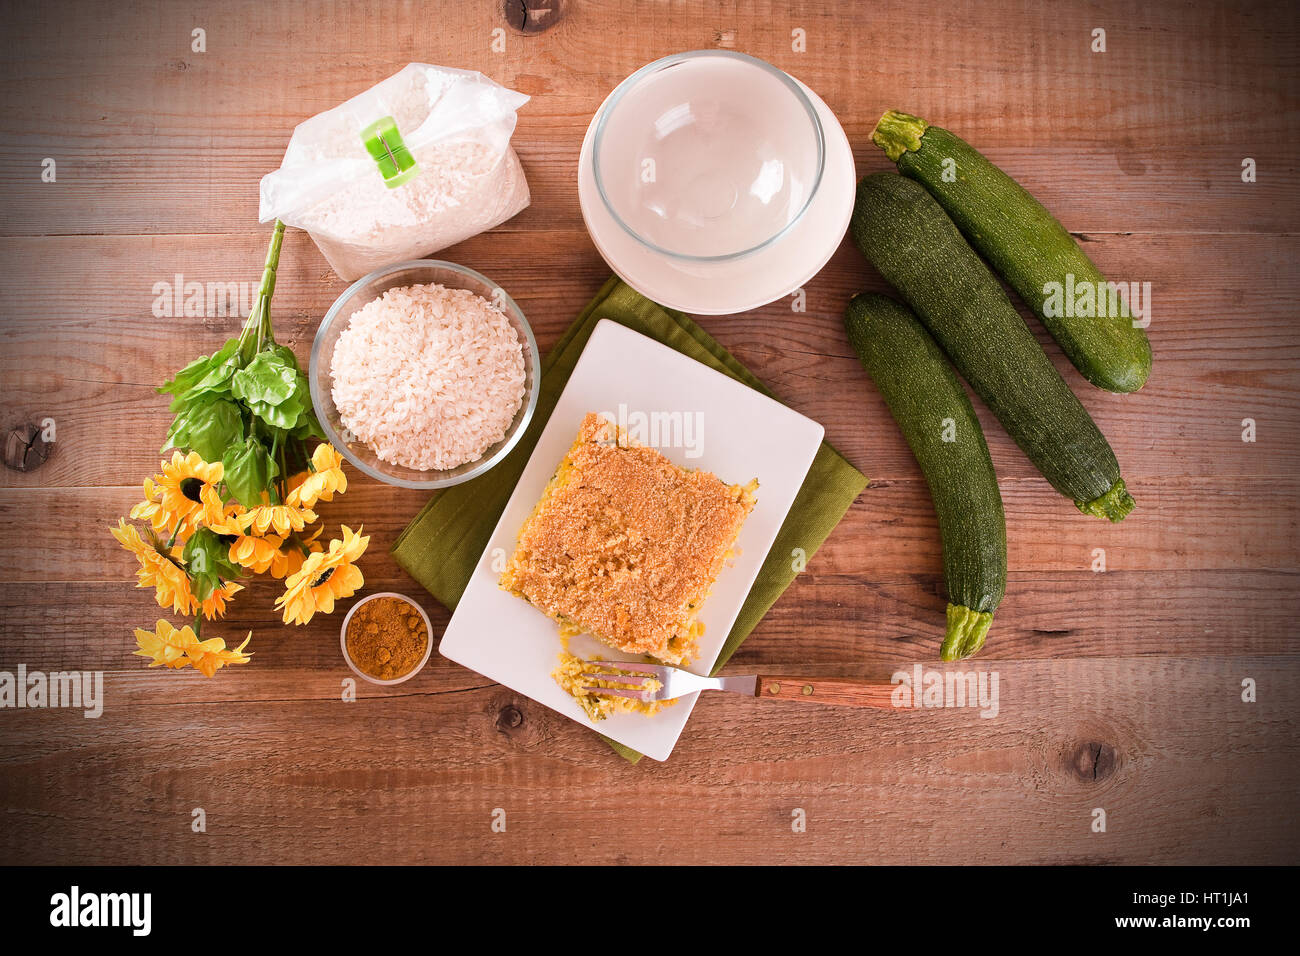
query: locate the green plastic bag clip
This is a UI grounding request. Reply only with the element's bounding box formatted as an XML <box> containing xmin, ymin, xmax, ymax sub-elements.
<box><xmin>360</xmin><ymin>116</ymin><xmax>419</xmax><ymax>189</ymax></box>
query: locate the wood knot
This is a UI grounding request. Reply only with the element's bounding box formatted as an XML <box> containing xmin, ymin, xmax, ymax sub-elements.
<box><xmin>495</xmin><ymin>704</ymin><xmax>524</xmax><ymax>731</ymax></box>
<box><xmin>503</xmin><ymin>0</ymin><xmax>567</xmax><ymax>34</ymax></box>
<box><xmin>4</xmin><ymin>422</ymin><xmax>54</xmax><ymax>472</ymax></box>
<box><xmin>1068</xmin><ymin>740</ymin><xmax>1118</xmax><ymax>782</ymax></box>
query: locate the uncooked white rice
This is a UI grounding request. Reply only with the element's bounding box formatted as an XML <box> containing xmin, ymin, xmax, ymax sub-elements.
<box><xmin>330</xmin><ymin>283</ymin><xmax>526</xmax><ymax>471</ymax></box>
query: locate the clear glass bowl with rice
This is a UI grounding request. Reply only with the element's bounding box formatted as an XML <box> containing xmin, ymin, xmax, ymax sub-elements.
<box><xmin>309</xmin><ymin>260</ymin><xmax>540</xmax><ymax>489</ymax></box>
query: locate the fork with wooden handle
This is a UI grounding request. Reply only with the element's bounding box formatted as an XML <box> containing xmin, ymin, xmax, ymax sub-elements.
<box><xmin>582</xmin><ymin>661</ymin><xmax>903</xmax><ymax>708</ymax></box>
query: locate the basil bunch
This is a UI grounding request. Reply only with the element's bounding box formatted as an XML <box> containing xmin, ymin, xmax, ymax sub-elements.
<box><xmin>159</xmin><ymin>221</ymin><xmax>326</xmax><ymax>510</ymax></box>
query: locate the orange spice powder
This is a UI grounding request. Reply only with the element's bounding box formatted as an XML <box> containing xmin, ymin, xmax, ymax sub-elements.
<box><xmin>345</xmin><ymin>596</ymin><xmax>428</xmax><ymax>681</ymax></box>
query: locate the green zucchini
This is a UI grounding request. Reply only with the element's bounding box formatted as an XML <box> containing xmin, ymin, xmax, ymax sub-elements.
<box><xmin>852</xmin><ymin>172</ymin><xmax>1135</xmax><ymax>521</ymax></box>
<box><xmin>872</xmin><ymin>110</ymin><xmax>1152</xmax><ymax>393</ymax></box>
<box><xmin>845</xmin><ymin>293</ymin><xmax>1006</xmax><ymax>660</ymax></box>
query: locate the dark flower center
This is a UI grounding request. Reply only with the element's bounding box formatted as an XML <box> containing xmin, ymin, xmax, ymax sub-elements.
<box><xmin>313</xmin><ymin>567</ymin><xmax>335</xmax><ymax>587</ymax></box>
<box><xmin>180</xmin><ymin>477</ymin><xmax>204</xmax><ymax>503</ymax></box>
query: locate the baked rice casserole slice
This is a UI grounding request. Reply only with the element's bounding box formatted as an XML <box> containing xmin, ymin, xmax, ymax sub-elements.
<box><xmin>500</xmin><ymin>412</ymin><xmax>757</xmax><ymax>666</ymax></box>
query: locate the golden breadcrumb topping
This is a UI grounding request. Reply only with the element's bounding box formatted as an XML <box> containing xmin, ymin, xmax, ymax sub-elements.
<box><xmin>501</xmin><ymin>413</ymin><xmax>756</xmax><ymax>664</ymax></box>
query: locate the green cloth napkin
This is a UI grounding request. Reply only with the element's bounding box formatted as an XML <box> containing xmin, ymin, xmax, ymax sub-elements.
<box><xmin>391</xmin><ymin>277</ymin><xmax>868</xmax><ymax>763</ymax></box>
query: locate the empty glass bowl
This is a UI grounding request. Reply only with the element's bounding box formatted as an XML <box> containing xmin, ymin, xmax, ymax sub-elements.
<box><xmin>592</xmin><ymin>50</ymin><xmax>825</xmax><ymax>262</ymax></box>
<box><xmin>308</xmin><ymin>260</ymin><xmax>540</xmax><ymax>489</ymax></box>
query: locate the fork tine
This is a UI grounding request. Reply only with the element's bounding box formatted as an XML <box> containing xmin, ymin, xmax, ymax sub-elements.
<box><xmin>581</xmin><ymin>685</ymin><xmax>658</xmax><ymax>702</ymax></box>
<box><xmin>579</xmin><ymin>671</ymin><xmax>654</xmax><ymax>686</ymax></box>
<box><xmin>587</xmin><ymin>660</ymin><xmax>663</xmax><ymax>675</ymax></box>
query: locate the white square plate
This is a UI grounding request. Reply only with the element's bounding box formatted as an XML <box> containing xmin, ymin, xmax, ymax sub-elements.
<box><xmin>438</xmin><ymin>319</ymin><xmax>825</xmax><ymax>761</ymax></box>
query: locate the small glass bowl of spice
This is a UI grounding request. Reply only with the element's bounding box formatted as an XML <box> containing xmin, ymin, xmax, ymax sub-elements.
<box><xmin>340</xmin><ymin>592</ymin><xmax>433</xmax><ymax>685</ymax></box>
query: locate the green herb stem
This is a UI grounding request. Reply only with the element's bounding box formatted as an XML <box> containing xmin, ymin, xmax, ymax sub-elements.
<box><xmin>271</xmin><ymin>431</ymin><xmax>286</xmax><ymax>504</ymax></box>
<box><xmin>238</xmin><ymin>220</ymin><xmax>285</xmax><ymax>362</ymax></box>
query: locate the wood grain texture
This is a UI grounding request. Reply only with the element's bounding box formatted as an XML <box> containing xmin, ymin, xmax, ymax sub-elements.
<box><xmin>0</xmin><ymin>656</ymin><xmax>1294</xmax><ymax>865</ymax></box>
<box><xmin>758</xmin><ymin>674</ymin><xmax>901</xmax><ymax>707</ymax></box>
<box><xmin>1</xmin><ymin>0</ymin><xmax>1298</xmax><ymax>866</ymax></box>
<box><xmin>2</xmin><ymin>231</ymin><xmax>1297</xmax><ymax>487</ymax></box>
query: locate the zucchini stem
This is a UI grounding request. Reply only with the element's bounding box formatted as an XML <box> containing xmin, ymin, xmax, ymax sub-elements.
<box><xmin>870</xmin><ymin>109</ymin><xmax>930</xmax><ymax>162</ymax></box>
<box><xmin>942</xmin><ymin>603</ymin><xmax>993</xmax><ymax>661</ymax></box>
<box><xmin>1075</xmin><ymin>478</ymin><xmax>1136</xmax><ymax>523</ymax></box>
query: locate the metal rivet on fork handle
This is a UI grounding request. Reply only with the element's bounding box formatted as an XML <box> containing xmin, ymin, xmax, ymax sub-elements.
<box><xmin>767</xmin><ymin>682</ymin><xmax>781</xmax><ymax>695</ymax></box>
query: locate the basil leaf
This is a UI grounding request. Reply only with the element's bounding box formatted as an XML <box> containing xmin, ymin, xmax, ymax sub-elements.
<box><xmin>162</xmin><ymin>388</ymin><xmax>239</xmax><ymax>454</ymax></box>
<box><xmin>159</xmin><ymin>338</ymin><xmax>237</xmax><ymax>396</ymax></box>
<box><xmin>231</xmin><ymin>351</ymin><xmax>297</xmax><ymax>407</ymax></box>
<box><xmin>268</xmin><ymin>343</ymin><xmax>301</xmax><ymax>372</ymax></box>
<box><xmin>183</xmin><ymin>527</ymin><xmax>244</xmax><ymax>602</ymax></box>
<box><xmin>159</xmin><ymin>354</ymin><xmax>213</xmax><ymax>399</ymax></box>
<box><xmin>160</xmin><ymin>410</ymin><xmax>193</xmax><ymax>454</ymax></box>
<box><xmin>161</xmin><ymin>393</ymin><xmax>208</xmax><ymax>451</ymax></box>
<box><xmin>189</xmin><ymin>338</ymin><xmax>245</xmax><ymax>392</ymax></box>
<box><xmin>248</xmin><ymin>390</ymin><xmax>304</xmax><ymax>430</ymax></box>
<box><xmin>166</xmin><ymin>349</ymin><xmax>246</xmax><ymax>417</ymax></box>
<box><xmin>185</xmin><ymin>397</ymin><xmax>245</xmax><ymax>462</ymax></box>
<box><xmin>221</xmin><ymin>438</ymin><xmax>276</xmax><ymax>508</ymax></box>
<box><xmin>192</xmin><ymin>527</ymin><xmax>242</xmax><ymax>578</ymax></box>
<box><xmin>292</xmin><ymin>408</ymin><xmax>328</xmax><ymax>442</ymax></box>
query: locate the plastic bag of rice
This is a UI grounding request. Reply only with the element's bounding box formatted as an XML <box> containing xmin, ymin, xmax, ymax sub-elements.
<box><xmin>259</xmin><ymin>63</ymin><xmax>530</xmax><ymax>280</ymax></box>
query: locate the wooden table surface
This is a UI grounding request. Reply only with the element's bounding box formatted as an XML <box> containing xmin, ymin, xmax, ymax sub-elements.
<box><xmin>1</xmin><ymin>0</ymin><xmax>1297</xmax><ymax>865</ymax></box>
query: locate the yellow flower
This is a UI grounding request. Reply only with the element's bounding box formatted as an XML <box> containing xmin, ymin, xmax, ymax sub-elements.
<box><xmin>271</xmin><ymin>546</ymin><xmax>307</xmax><ymax>580</ymax></box>
<box><xmin>129</xmin><ymin>476</ymin><xmax>196</xmax><ymax>539</ymax></box>
<box><xmin>198</xmin><ymin>581</ymin><xmax>243</xmax><ymax>620</ymax></box>
<box><xmin>133</xmin><ymin>619</ymin><xmax>197</xmax><ymax>669</ymax></box>
<box><xmin>286</xmin><ymin>444</ymin><xmax>348</xmax><ymax>509</ymax></box>
<box><xmin>185</xmin><ymin>632</ymin><xmax>253</xmax><ymax>677</ymax></box>
<box><xmin>240</xmin><ymin>501</ymin><xmax>317</xmax><ymax>537</ymax></box>
<box><xmin>275</xmin><ymin>525</ymin><xmax>369</xmax><ymax>625</ymax></box>
<box><xmin>113</xmin><ymin>519</ymin><xmax>241</xmax><ymax>618</ymax></box>
<box><xmin>154</xmin><ymin>451</ymin><xmax>224</xmax><ymax>532</ymax></box>
<box><xmin>229</xmin><ymin>533</ymin><xmax>286</xmax><ymax>574</ymax></box>
<box><xmin>133</xmin><ymin>620</ymin><xmax>252</xmax><ymax>677</ymax></box>
<box><xmin>200</xmin><ymin>485</ymin><xmax>245</xmax><ymax>535</ymax></box>
<box><xmin>111</xmin><ymin>519</ymin><xmax>194</xmax><ymax>615</ymax></box>
<box><xmin>112</xmin><ymin>517</ymin><xmax>154</xmax><ymax>563</ymax></box>
<box><xmin>274</xmin><ymin>528</ymin><xmax>323</xmax><ymax>580</ymax></box>
<box><xmin>229</xmin><ymin>527</ymin><xmax>322</xmax><ymax>579</ymax></box>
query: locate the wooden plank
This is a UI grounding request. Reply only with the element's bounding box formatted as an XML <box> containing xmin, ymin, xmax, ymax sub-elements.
<box><xmin>0</xmin><ymin>655</ymin><xmax>1294</xmax><ymax>864</ymax></box>
<box><xmin>0</xmin><ymin>0</ymin><xmax>1296</xmax><ymax>236</ymax></box>
<box><xmin>2</xmin><ymin>569</ymin><xmax>1294</xmax><ymax>674</ymax></box>
<box><xmin>2</xmin><ymin>232</ymin><xmax>1297</xmax><ymax>487</ymax></box>
<box><xmin>3</xmin><ymin>0</ymin><xmax>1295</xmax><ymax>148</ymax></box>
<box><xmin>2</xmin><ymin>143</ymin><xmax>1295</xmax><ymax>238</ymax></box>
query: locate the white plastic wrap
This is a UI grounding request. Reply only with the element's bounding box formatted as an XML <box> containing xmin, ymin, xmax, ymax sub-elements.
<box><xmin>259</xmin><ymin>63</ymin><xmax>530</xmax><ymax>280</ymax></box>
